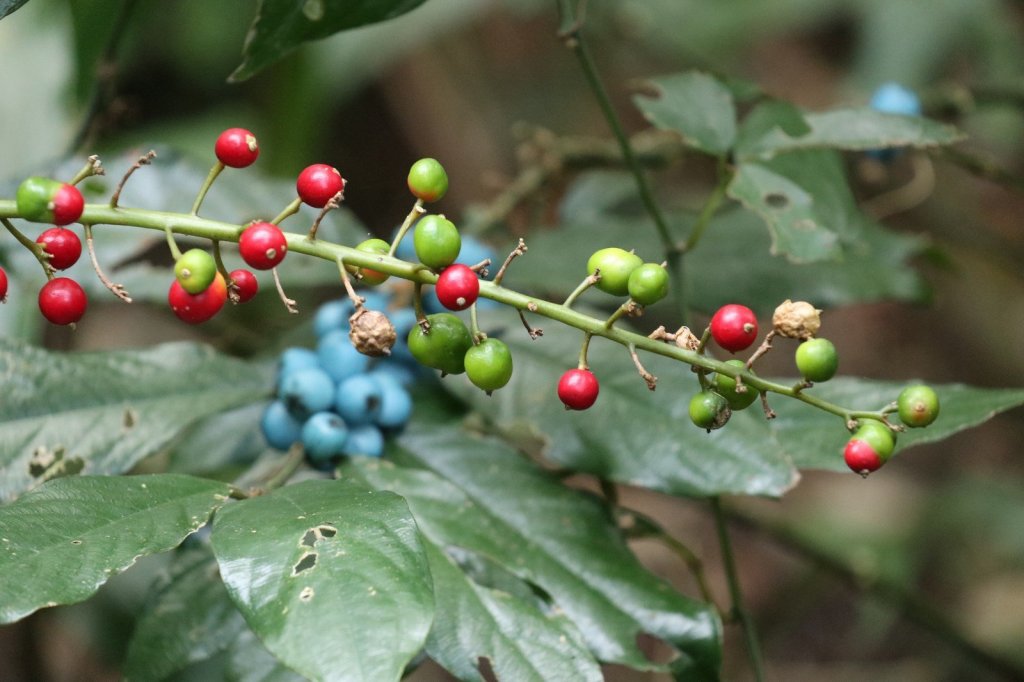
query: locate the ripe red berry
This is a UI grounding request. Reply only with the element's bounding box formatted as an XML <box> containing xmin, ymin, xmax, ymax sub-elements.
<box><xmin>710</xmin><ymin>304</ymin><xmax>758</xmax><ymax>353</ymax></box>
<box><xmin>557</xmin><ymin>368</ymin><xmax>599</xmax><ymax>410</ymax></box>
<box><xmin>239</xmin><ymin>221</ymin><xmax>288</xmax><ymax>270</ymax></box>
<box><xmin>168</xmin><ymin>272</ymin><xmax>228</xmax><ymax>324</ymax></box>
<box><xmin>51</xmin><ymin>183</ymin><xmax>85</xmax><ymax>226</ymax></box>
<box><xmin>843</xmin><ymin>438</ymin><xmax>885</xmax><ymax>477</ymax></box>
<box><xmin>215</xmin><ymin>128</ymin><xmax>260</xmax><ymax>168</ymax></box>
<box><xmin>435</xmin><ymin>263</ymin><xmax>480</xmax><ymax>311</ymax></box>
<box><xmin>36</xmin><ymin>227</ymin><xmax>82</xmax><ymax>270</ymax></box>
<box><xmin>230</xmin><ymin>269</ymin><xmax>259</xmax><ymax>303</ymax></box>
<box><xmin>38</xmin><ymin>277</ymin><xmax>87</xmax><ymax>325</ymax></box>
<box><xmin>0</xmin><ymin>266</ymin><xmax>9</xmax><ymax>301</ymax></box>
<box><xmin>296</xmin><ymin>163</ymin><xmax>345</xmax><ymax>208</ymax></box>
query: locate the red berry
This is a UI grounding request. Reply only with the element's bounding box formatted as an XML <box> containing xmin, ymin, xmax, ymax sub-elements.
<box><xmin>710</xmin><ymin>304</ymin><xmax>758</xmax><ymax>353</ymax></box>
<box><xmin>296</xmin><ymin>164</ymin><xmax>345</xmax><ymax>208</ymax></box>
<box><xmin>435</xmin><ymin>263</ymin><xmax>479</xmax><ymax>311</ymax></box>
<box><xmin>230</xmin><ymin>269</ymin><xmax>259</xmax><ymax>303</ymax></box>
<box><xmin>38</xmin><ymin>277</ymin><xmax>87</xmax><ymax>325</ymax></box>
<box><xmin>238</xmin><ymin>221</ymin><xmax>288</xmax><ymax>270</ymax></box>
<box><xmin>168</xmin><ymin>272</ymin><xmax>228</xmax><ymax>324</ymax></box>
<box><xmin>51</xmin><ymin>183</ymin><xmax>85</xmax><ymax>226</ymax></box>
<box><xmin>557</xmin><ymin>368</ymin><xmax>599</xmax><ymax>410</ymax></box>
<box><xmin>0</xmin><ymin>266</ymin><xmax>7</xmax><ymax>301</ymax></box>
<box><xmin>844</xmin><ymin>438</ymin><xmax>885</xmax><ymax>477</ymax></box>
<box><xmin>215</xmin><ymin>128</ymin><xmax>260</xmax><ymax>168</ymax></box>
<box><xmin>36</xmin><ymin>227</ymin><xmax>82</xmax><ymax>270</ymax></box>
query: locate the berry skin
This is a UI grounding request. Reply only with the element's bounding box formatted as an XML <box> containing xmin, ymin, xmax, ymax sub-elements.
<box><xmin>301</xmin><ymin>412</ymin><xmax>349</xmax><ymax>463</ymax></box>
<box><xmin>407</xmin><ymin>312</ymin><xmax>474</xmax><ymax>375</ymax></box>
<box><xmin>17</xmin><ymin>177</ymin><xmax>84</xmax><ymax>225</ymax></box>
<box><xmin>0</xmin><ymin>266</ymin><xmax>8</xmax><ymax>301</ymax></box>
<box><xmin>844</xmin><ymin>438</ymin><xmax>885</xmax><ymax>476</ymax></box>
<box><xmin>627</xmin><ymin>262</ymin><xmax>669</xmax><ymax>306</ymax></box>
<box><xmin>795</xmin><ymin>337</ymin><xmax>839</xmax><ymax>383</ymax></box>
<box><xmin>348</xmin><ymin>238</ymin><xmax>391</xmax><ymax>285</ymax></box>
<box><xmin>38</xmin><ymin>277</ymin><xmax>87</xmax><ymax>325</ymax></box>
<box><xmin>710</xmin><ymin>304</ymin><xmax>758</xmax><ymax>353</ymax></box>
<box><xmin>689</xmin><ymin>390</ymin><xmax>731</xmax><ymax>431</ymax></box>
<box><xmin>464</xmin><ymin>338</ymin><xmax>514</xmax><ymax>393</ymax></box>
<box><xmin>335</xmin><ymin>374</ymin><xmax>384</xmax><ymax>426</ymax></box>
<box><xmin>435</xmin><ymin>264</ymin><xmax>479</xmax><ymax>311</ymax></box>
<box><xmin>413</xmin><ymin>214</ymin><xmax>461</xmax><ymax>270</ymax></box>
<box><xmin>168</xmin><ymin>272</ymin><xmax>227</xmax><ymax>324</ymax></box>
<box><xmin>897</xmin><ymin>385</ymin><xmax>940</xmax><ymax>428</ymax></box>
<box><xmin>851</xmin><ymin>421</ymin><xmax>896</xmax><ymax>460</ymax></box>
<box><xmin>229</xmin><ymin>269</ymin><xmax>259</xmax><ymax>303</ymax></box>
<box><xmin>36</xmin><ymin>228</ymin><xmax>82</xmax><ymax>270</ymax></box>
<box><xmin>712</xmin><ymin>359</ymin><xmax>759</xmax><ymax>410</ymax></box>
<box><xmin>373</xmin><ymin>373</ymin><xmax>414</xmax><ymax>429</ymax></box>
<box><xmin>314</xmin><ymin>299</ymin><xmax>356</xmax><ymax>338</ymax></box>
<box><xmin>317</xmin><ymin>330</ymin><xmax>371</xmax><ymax>383</ymax></box>
<box><xmin>215</xmin><ymin>128</ymin><xmax>259</xmax><ymax>168</ymax></box>
<box><xmin>279</xmin><ymin>367</ymin><xmax>336</xmax><ymax>418</ymax></box>
<box><xmin>407</xmin><ymin>158</ymin><xmax>449</xmax><ymax>203</ymax></box>
<box><xmin>296</xmin><ymin>163</ymin><xmax>345</xmax><ymax>208</ymax></box>
<box><xmin>586</xmin><ymin>247</ymin><xmax>643</xmax><ymax>296</ymax></box>
<box><xmin>261</xmin><ymin>400</ymin><xmax>303</xmax><ymax>450</ymax></box>
<box><xmin>174</xmin><ymin>248</ymin><xmax>218</xmax><ymax>294</ymax></box>
<box><xmin>557</xmin><ymin>368</ymin><xmax>599</xmax><ymax>410</ymax></box>
<box><xmin>239</xmin><ymin>221</ymin><xmax>288</xmax><ymax>270</ymax></box>
<box><xmin>51</xmin><ymin>184</ymin><xmax>85</xmax><ymax>226</ymax></box>
<box><xmin>277</xmin><ymin>347</ymin><xmax>320</xmax><ymax>386</ymax></box>
<box><xmin>343</xmin><ymin>424</ymin><xmax>385</xmax><ymax>458</ymax></box>
<box><xmin>870</xmin><ymin>83</ymin><xmax>922</xmax><ymax>117</ymax></box>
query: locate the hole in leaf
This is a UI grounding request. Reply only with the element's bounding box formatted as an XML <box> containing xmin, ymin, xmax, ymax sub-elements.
<box><xmin>123</xmin><ymin>408</ymin><xmax>137</xmax><ymax>430</ymax></box>
<box><xmin>70</xmin><ymin>539</ymin><xmax>82</xmax><ymax>545</ymax></box>
<box><xmin>292</xmin><ymin>552</ymin><xmax>317</xmax><ymax>575</ymax></box>
<box><xmin>476</xmin><ymin>657</ymin><xmax>498</xmax><ymax>682</ymax></box>
<box><xmin>318</xmin><ymin>525</ymin><xmax>337</xmax><ymax>538</ymax></box>
<box><xmin>763</xmin><ymin>192</ymin><xmax>790</xmax><ymax>209</ymax></box>
<box><xmin>300</xmin><ymin>530</ymin><xmax>318</xmax><ymax>548</ymax></box>
<box><xmin>299</xmin><ymin>586</ymin><xmax>314</xmax><ymax>602</ymax></box>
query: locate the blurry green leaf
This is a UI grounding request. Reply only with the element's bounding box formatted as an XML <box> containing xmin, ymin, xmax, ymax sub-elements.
<box><xmin>633</xmin><ymin>72</ymin><xmax>737</xmax><ymax>156</ymax></box>
<box><xmin>0</xmin><ymin>474</ymin><xmax>231</xmax><ymax>624</ymax></box>
<box><xmin>124</xmin><ymin>547</ymin><xmax>248</xmax><ymax>682</ymax></box>
<box><xmin>226</xmin><ymin>628</ymin><xmax>306</xmax><ymax>682</ymax></box>
<box><xmin>166</xmin><ymin>402</ymin><xmax>272</xmax><ymax>476</ymax></box>
<box><xmin>732</xmin><ymin>99</ymin><xmax>812</xmax><ymax>158</ymax></box>
<box><xmin>231</xmin><ymin>0</ymin><xmax>430</xmax><ymax>82</ymax></box>
<box><xmin>211</xmin><ymin>479</ymin><xmax>434</xmax><ymax>682</ymax></box>
<box><xmin>0</xmin><ymin>339</ymin><xmax>272</xmax><ymax>501</ymax></box>
<box><xmin>0</xmin><ymin>1</ymin><xmax>30</xmax><ymax>22</ymax></box>
<box><xmin>346</xmin><ymin>435</ymin><xmax>722</xmax><ymax>677</ymax></box>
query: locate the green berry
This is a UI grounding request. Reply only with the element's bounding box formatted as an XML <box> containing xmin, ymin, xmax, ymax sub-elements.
<box><xmin>407</xmin><ymin>312</ymin><xmax>473</xmax><ymax>375</ymax></box>
<box><xmin>586</xmin><ymin>247</ymin><xmax>643</xmax><ymax>296</ymax></box>
<box><xmin>627</xmin><ymin>262</ymin><xmax>669</xmax><ymax>306</ymax></box>
<box><xmin>712</xmin><ymin>359</ymin><xmax>759</xmax><ymax>410</ymax></box>
<box><xmin>851</xmin><ymin>421</ymin><xmax>896</xmax><ymax>460</ymax></box>
<box><xmin>795</xmin><ymin>337</ymin><xmax>838</xmax><ymax>383</ymax></box>
<box><xmin>413</xmin><ymin>215</ymin><xmax>461</xmax><ymax>270</ymax></box>
<box><xmin>464</xmin><ymin>338</ymin><xmax>514</xmax><ymax>393</ymax></box>
<box><xmin>16</xmin><ymin>176</ymin><xmax>61</xmax><ymax>222</ymax></box>
<box><xmin>174</xmin><ymin>248</ymin><xmax>218</xmax><ymax>295</ymax></box>
<box><xmin>688</xmin><ymin>390</ymin><xmax>731</xmax><ymax>431</ymax></box>
<box><xmin>348</xmin><ymin>238</ymin><xmax>391</xmax><ymax>285</ymax></box>
<box><xmin>897</xmin><ymin>384</ymin><xmax>940</xmax><ymax>428</ymax></box>
<box><xmin>407</xmin><ymin>158</ymin><xmax>449</xmax><ymax>203</ymax></box>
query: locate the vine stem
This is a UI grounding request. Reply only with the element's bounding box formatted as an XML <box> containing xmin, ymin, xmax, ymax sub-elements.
<box><xmin>2</xmin><ymin>217</ymin><xmax>53</xmax><ymax>279</ymax></box>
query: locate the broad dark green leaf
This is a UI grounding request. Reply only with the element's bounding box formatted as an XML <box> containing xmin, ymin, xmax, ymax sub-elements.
<box><xmin>166</xmin><ymin>403</ymin><xmax>272</xmax><ymax>476</ymax></box>
<box><xmin>633</xmin><ymin>72</ymin><xmax>737</xmax><ymax>157</ymax></box>
<box><xmin>231</xmin><ymin>0</ymin><xmax>430</xmax><ymax>82</ymax></box>
<box><xmin>226</xmin><ymin>628</ymin><xmax>306</xmax><ymax>682</ymax></box>
<box><xmin>0</xmin><ymin>339</ymin><xmax>272</xmax><ymax>502</ymax></box>
<box><xmin>345</xmin><ymin>430</ymin><xmax>723</xmax><ymax>677</ymax></box>
<box><xmin>211</xmin><ymin>479</ymin><xmax>434</xmax><ymax>682</ymax></box>
<box><xmin>124</xmin><ymin>546</ymin><xmax>248</xmax><ymax>682</ymax></box>
<box><xmin>0</xmin><ymin>474</ymin><xmax>231</xmax><ymax>624</ymax></box>
<box><xmin>0</xmin><ymin>0</ymin><xmax>29</xmax><ymax>20</ymax></box>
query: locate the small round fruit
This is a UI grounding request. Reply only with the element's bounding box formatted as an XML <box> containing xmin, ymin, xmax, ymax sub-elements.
<box><xmin>407</xmin><ymin>158</ymin><xmax>449</xmax><ymax>203</ymax></box>
<box><xmin>465</xmin><ymin>338</ymin><xmax>514</xmax><ymax>393</ymax></box>
<box><xmin>261</xmin><ymin>400</ymin><xmax>303</xmax><ymax>450</ymax></box>
<box><xmin>277</xmin><ymin>347</ymin><xmax>320</xmax><ymax>386</ymax></box>
<box><xmin>38</xmin><ymin>277</ymin><xmax>87</xmax><ymax>325</ymax></box>
<box><xmin>16</xmin><ymin>177</ymin><xmax>58</xmax><ymax>221</ymax></box>
<box><xmin>435</xmin><ymin>264</ymin><xmax>479</xmax><ymax>311</ymax></box>
<box><xmin>296</xmin><ymin>163</ymin><xmax>345</xmax><ymax>208</ymax></box>
<box><xmin>710</xmin><ymin>304</ymin><xmax>758</xmax><ymax>353</ymax></box>
<box><xmin>870</xmin><ymin>82</ymin><xmax>922</xmax><ymax>117</ymax></box>
<box><xmin>229</xmin><ymin>269</ymin><xmax>259</xmax><ymax>303</ymax></box>
<box><xmin>342</xmin><ymin>424</ymin><xmax>385</xmax><ymax>458</ymax></box>
<box><xmin>795</xmin><ymin>337</ymin><xmax>839</xmax><ymax>383</ymax></box>
<box><xmin>413</xmin><ymin>215</ymin><xmax>461</xmax><ymax>270</ymax></box>
<box><xmin>689</xmin><ymin>390</ymin><xmax>731</xmax><ymax>431</ymax></box>
<box><xmin>348</xmin><ymin>238</ymin><xmax>391</xmax><ymax>285</ymax></box>
<box><xmin>557</xmin><ymin>368</ymin><xmax>599</xmax><ymax>410</ymax></box>
<box><xmin>317</xmin><ymin>330</ymin><xmax>371</xmax><ymax>383</ymax></box>
<box><xmin>301</xmin><ymin>412</ymin><xmax>349</xmax><ymax>463</ymax></box>
<box><xmin>844</xmin><ymin>438</ymin><xmax>885</xmax><ymax>476</ymax></box>
<box><xmin>851</xmin><ymin>421</ymin><xmax>896</xmax><ymax>460</ymax></box>
<box><xmin>373</xmin><ymin>373</ymin><xmax>413</xmax><ymax>429</ymax></box>
<box><xmin>314</xmin><ymin>299</ymin><xmax>355</xmax><ymax>338</ymax></box>
<box><xmin>897</xmin><ymin>385</ymin><xmax>940</xmax><ymax>428</ymax></box>
<box><xmin>215</xmin><ymin>128</ymin><xmax>259</xmax><ymax>168</ymax></box>
<box><xmin>36</xmin><ymin>228</ymin><xmax>82</xmax><ymax>270</ymax></box>
<box><xmin>239</xmin><ymin>221</ymin><xmax>287</xmax><ymax>270</ymax></box>
<box><xmin>627</xmin><ymin>263</ymin><xmax>669</xmax><ymax>306</ymax></box>
<box><xmin>0</xmin><ymin>266</ymin><xmax>8</xmax><ymax>301</ymax></box>
<box><xmin>407</xmin><ymin>313</ymin><xmax>473</xmax><ymax>375</ymax></box>
<box><xmin>712</xmin><ymin>359</ymin><xmax>759</xmax><ymax>410</ymax></box>
<box><xmin>51</xmin><ymin>183</ymin><xmax>85</xmax><ymax>226</ymax></box>
<box><xmin>174</xmin><ymin>248</ymin><xmax>217</xmax><ymax>294</ymax></box>
<box><xmin>168</xmin><ymin>272</ymin><xmax>227</xmax><ymax>324</ymax></box>
<box><xmin>279</xmin><ymin>367</ymin><xmax>336</xmax><ymax>418</ymax></box>
<box><xmin>335</xmin><ymin>374</ymin><xmax>384</xmax><ymax>425</ymax></box>
<box><xmin>586</xmin><ymin>247</ymin><xmax>643</xmax><ymax>296</ymax></box>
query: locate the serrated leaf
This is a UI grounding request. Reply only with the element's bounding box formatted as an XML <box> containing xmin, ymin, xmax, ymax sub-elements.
<box><xmin>633</xmin><ymin>72</ymin><xmax>737</xmax><ymax>157</ymax></box>
<box><xmin>0</xmin><ymin>0</ymin><xmax>29</xmax><ymax>21</ymax></box>
<box><xmin>0</xmin><ymin>339</ymin><xmax>273</xmax><ymax>502</ymax></box>
<box><xmin>123</xmin><ymin>547</ymin><xmax>248</xmax><ymax>682</ymax></box>
<box><xmin>211</xmin><ymin>479</ymin><xmax>434</xmax><ymax>682</ymax></box>
<box><xmin>0</xmin><ymin>474</ymin><xmax>231</xmax><ymax>624</ymax></box>
<box><xmin>345</xmin><ymin>431</ymin><xmax>722</xmax><ymax>678</ymax></box>
<box><xmin>231</xmin><ymin>0</ymin><xmax>430</xmax><ymax>82</ymax></box>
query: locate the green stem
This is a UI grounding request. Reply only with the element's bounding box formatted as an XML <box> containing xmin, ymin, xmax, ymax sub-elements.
<box><xmin>191</xmin><ymin>162</ymin><xmax>224</xmax><ymax>215</ymax></box>
<box><xmin>578</xmin><ymin>332</ymin><xmax>593</xmax><ymax>369</ymax></box>
<box><xmin>271</xmin><ymin>198</ymin><xmax>302</xmax><ymax>226</ymax></box>
<box><xmin>387</xmin><ymin>199</ymin><xmax>425</xmax><ymax>257</ymax></box>
<box><xmin>163</xmin><ymin>225</ymin><xmax>182</xmax><ymax>260</ymax></box>
<box><xmin>684</xmin><ymin>163</ymin><xmax>732</xmax><ymax>252</ymax></box>
<box><xmin>469</xmin><ymin>303</ymin><xmax>482</xmax><ymax>341</ymax></box>
<box><xmin>563</xmin><ymin>275</ymin><xmax>598</xmax><ymax>308</ymax></box>
<box><xmin>2</xmin><ymin>217</ymin><xmax>52</xmax><ymax>279</ymax></box>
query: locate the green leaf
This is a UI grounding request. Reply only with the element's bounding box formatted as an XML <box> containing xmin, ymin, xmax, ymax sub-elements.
<box><xmin>0</xmin><ymin>474</ymin><xmax>231</xmax><ymax>624</ymax></box>
<box><xmin>123</xmin><ymin>547</ymin><xmax>248</xmax><ymax>682</ymax></box>
<box><xmin>211</xmin><ymin>479</ymin><xmax>434</xmax><ymax>682</ymax></box>
<box><xmin>226</xmin><ymin>628</ymin><xmax>306</xmax><ymax>682</ymax></box>
<box><xmin>166</xmin><ymin>403</ymin><xmax>272</xmax><ymax>476</ymax></box>
<box><xmin>0</xmin><ymin>0</ymin><xmax>29</xmax><ymax>20</ymax></box>
<box><xmin>633</xmin><ymin>72</ymin><xmax>737</xmax><ymax>156</ymax></box>
<box><xmin>231</xmin><ymin>0</ymin><xmax>430</xmax><ymax>82</ymax></box>
<box><xmin>0</xmin><ymin>339</ymin><xmax>273</xmax><ymax>501</ymax></box>
<box><xmin>732</xmin><ymin>99</ymin><xmax>812</xmax><ymax>158</ymax></box>
<box><xmin>345</xmin><ymin>430</ymin><xmax>722</xmax><ymax>677</ymax></box>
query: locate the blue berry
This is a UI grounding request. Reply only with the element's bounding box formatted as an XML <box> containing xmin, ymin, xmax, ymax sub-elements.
<box><xmin>388</xmin><ymin>308</ymin><xmax>419</xmax><ymax>363</ymax></box>
<box><xmin>370</xmin><ymin>361</ymin><xmax>419</xmax><ymax>388</ymax></box>
<box><xmin>278</xmin><ymin>347</ymin><xmax>320</xmax><ymax>383</ymax></box>
<box><xmin>279</xmin><ymin>367</ymin><xmax>335</xmax><ymax>418</ymax></box>
<box><xmin>335</xmin><ymin>374</ymin><xmax>383</xmax><ymax>425</ymax></box>
<box><xmin>313</xmin><ymin>300</ymin><xmax>355</xmax><ymax>338</ymax></box>
<box><xmin>374</xmin><ymin>374</ymin><xmax>413</xmax><ymax>430</ymax></box>
<box><xmin>301</xmin><ymin>412</ymin><xmax>349</xmax><ymax>462</ymax></box>
<box><xmin>342</xmin><ymin>423</ymin><xmax>385</xmax><ymax>458</ymax></box>
<box><xmin>317</xmin><ymin>330</ymin><xmax>370</xmax><ymax>383</ymax></box>
<box><xmin>870</xmin><ymin>82</ymin><xmax>922</xmax><ymax>117</ymax></box>
<box><xmin>261</xmin><ymin>401</ymin><xmax>303</xmax><ymax>450</ymax></box>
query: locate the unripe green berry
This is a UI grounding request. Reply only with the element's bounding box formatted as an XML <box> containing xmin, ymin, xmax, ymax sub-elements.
<box><xmin>586</xmin><ymin>247</ymin><xmax>643</xmax><ymax>296</ymax></box>
<box><xmin>174</xmin><ymin>249</ymin><xmax>218</xmax><ymax>294</ymax></box>
<box><xmin>407</xmin><ymin>313</ymin><xmax>473</xmax><ymax>375</ymax></box>
<box><xmin>464</xmin><ymin>338</ymin><xmax>514</xmax><ymax>393</ymax></box>
<box><xmin>712</xmin><ymin>359</ymin><xmax>759</xmax><ymax>410</ymax></box>
<box><xmin>795</xmin><ymin>337</ymin><xmax>838</xmax><ymax>383</ymax></box>
<box><xmin>627</xmin><ymin>262</ymin><xmax>669</xmax><ymax>306</ymax></box>
<box><xmin>897</xmin><ymin>384</ymin><xmax>940</xmax><ymax>428</ymax></box>
<box><xmin>413</xmin><ymin>215</ymin><xmax>461</xmax><ymax>270</ymax></box>
<box><xmin>689</xmin><ymin>390</ymin><xmax>731</xmax><ymax>431</ymax></box>
<box><xmin>407</xmin><ymin>158</ymin><xmax>449</xmax><ymax>203</ymax></box>
<box><xmin>851</xmin><ymin>420</ymin><xmax>896</xmax><ymax>460</ymax></box>
<box><xmin>348</xmin><ymin>238</ymin><xmax>391</xmax><ymax>285</ymax></box>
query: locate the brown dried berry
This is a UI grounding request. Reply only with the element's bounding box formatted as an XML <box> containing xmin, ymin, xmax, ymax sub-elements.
<box><xmin>772</xmin><ymin>299</ymin><xmax>821</xmax><ymax>340</ymax></box>
<box><xmin>348</xmin><ymin>309</ymin><xmax>396</xmax><ymax>357</ymax></box>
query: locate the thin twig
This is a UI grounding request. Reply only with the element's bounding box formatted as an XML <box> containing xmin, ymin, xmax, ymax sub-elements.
<box><xmin>518</xmin><ymin>309</ymin><xmax>543</xmax><ymax>339</ymax></box>
<box><xmin>387</xmin><ymin>199</ymin><xmax>426</xmax><ymax>257</ymax></box>
<box><xmin>335</xmin><ymin>257</ymin><xmax>366</xmax><ymax>309</ymax></box>
<box><xmin>492</xmin><ymin>237</ymin><xmax>527</xmax><ymax>286</ymax></box>
<box><xmin>307</xmin><ymin>191</ymin><xmax>344</xmax><ymax>241</ymax></box>
<box><xmin>2</xmin><ymin>217</ymin><xmax>53</xmax><ymax>279</ymax></box>
<box><xmin>271</xmin><ymin>198</ymin><xmax>302</xmax><ymax>226</ymax></box>
<box><xmin>628</xmin><ymin>343</ymin><xmax>657</xmax><ymax>390</ymax></box>
<box><xmin>272</xmin><ymin>267</ymin><xmax>298</xmax><ymax>314</ymax></box>
<box><xmin>83</xmin><ymin>224</ymin><xmax>131</xmax><ymax>302</ymax></box>
<box><xmin>110</xmin><ymin>150</ymin><xmax>156</xmax><ymax>208</ymax></box>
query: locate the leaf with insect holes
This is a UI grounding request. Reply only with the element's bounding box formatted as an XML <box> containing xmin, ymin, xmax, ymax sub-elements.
<box><xmin>633</xmin><ymin>71</ymin><xmax>738</xmax><ymax>157</ymax></box>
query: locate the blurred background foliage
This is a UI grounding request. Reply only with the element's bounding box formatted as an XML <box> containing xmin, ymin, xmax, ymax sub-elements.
<box><xmin>1</xmin><ymin>0</ymin><xmax>1023</xmax><ymax>680</ymax></box>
